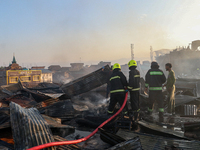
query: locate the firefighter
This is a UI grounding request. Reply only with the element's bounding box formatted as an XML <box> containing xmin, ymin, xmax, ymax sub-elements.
<box><xmin>164</xmin><ymin>63</ymin><xmax>176</xmax><ymax>115</ymax></box>
<box><xmin>127</xmin><ymin>60</ymin><xmax>140</xmax><ymax>121</ymax></box>
<box><xmin>108</xmin><ymin>63</ymin><xmax>128</xmax><ymax>115</ymax></box>
<box><xmin>145</xmin><ymin>62</ymin><xmax>166</xmax><ymax>122</ymax></box>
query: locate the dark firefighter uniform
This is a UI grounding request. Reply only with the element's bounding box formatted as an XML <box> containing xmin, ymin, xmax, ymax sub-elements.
<box><xmin>145</xmin><ymin>62</ymin><xmax>166</xmax><ymax>122</ymax></box>
<box><xmin>127</xmin><ymin>60</ymin><xmax>140</xmax><ymax>121</ymax></box>
<box><xmin>108</xmin><ymin>63</ymin><xmax>128</xmax><ymax>114</ymax></box>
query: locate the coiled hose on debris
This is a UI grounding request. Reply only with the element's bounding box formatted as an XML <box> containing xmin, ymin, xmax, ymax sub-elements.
<box><xmin>27</xmin><ymin>92</ymin><xmax>128</xmax><ymax>150</ymax></box>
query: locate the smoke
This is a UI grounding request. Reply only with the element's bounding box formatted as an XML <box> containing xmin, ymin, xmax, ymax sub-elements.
<box><xmin>156</xmin><ymin>47</ymin><xmax>200</xmax><ymax>79</ymax></box>
<box><xmin>72</xmin><ymin>92</ymin><xmax>108</xmax><ymax>114</ymax></box>
<box><xmin>53</xmin><ymin>74</ymin><xmax>72</xmax><ymax>84</ymax></box>
<box><xmin>60</xmin><ymin>77</ymin><xmax>72</xmax><ymax>84</ymax></box>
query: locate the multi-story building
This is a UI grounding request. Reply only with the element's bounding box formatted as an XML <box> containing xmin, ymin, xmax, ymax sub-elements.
<box><xmin>6</xmin><ymin>69</ymin><xmax>41</xmax><ymax>87</ymax></box>
<box><xmin>31</xmin><ymin>67</ymin><xmax>53</xmax><ymax>83</ymax></box>
<box><xmin>0</xmin><ymin>55</ymin><xmax>42</xmax><ymax>87</ymax></box>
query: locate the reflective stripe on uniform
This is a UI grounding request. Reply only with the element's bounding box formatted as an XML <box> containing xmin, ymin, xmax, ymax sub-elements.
<box><xmin>145</xmin><ymin>83</ymin><xmax>149</xmax><ymax>87</ymax></box>
<box><xmin>127</xmin><ymin>86</ymin><xmax>133</xmax><ymax>90</ymax></box>
<box><xmin>150</xmin><ymin>71</ymin><xmax>163</xmax><ymax>75</ymax></box>
<box><xmin>110</xmin><ymin>89</ymin><xmax>125</xmax><ymax>93</ymax></box>
<box><xmin>110</xmin><ymin>76</ymin><xmax>120</xmax><ymax>81</ymax></box>
<box><xmin>136</xmin><ymin>109</ymin><xmax>140</xmax><ymax>112</ymax></box>
<box><xmin>123</xmin><ymin>111</ymin><xmax>128</xmax><ymax>114</ymax></box>
<box><xmin>128</xmin><ymin>86</ymin><xmax>140</xmax><ymax>91</ymax></box>
<box><xmin>131</xmin><ymin>88</ymin><xmax>140</xmax><ymax>91</ymax></box>
<box><xmin>159</xmin><ymin>108</ymin><xmax>164</xmax><ymax>112</ymax></box>
<box><xmin>148</xmin><ymin>107</ymin><xmax>153</xmax><ymax>112</ymax></box>
<box><xmin>149</xmin><ymin>87</ymin><xmax>162</xmax><ymax>90</ymax></box>
<box><xmin>134</xmin><ymin>75</ymin><xmax>140</xmax><ymax>78</ymax></box>
<box><xmin>107</xmin><ymin>110</ymin><xmax>113</xmax><ymax>113</ymax></box>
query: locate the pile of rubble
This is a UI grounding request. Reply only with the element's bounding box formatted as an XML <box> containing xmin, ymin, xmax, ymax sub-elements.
<box><xmin>1</xmin><ymin>65</ymin><xmax>200</xmax><ymax>150</ymax></box>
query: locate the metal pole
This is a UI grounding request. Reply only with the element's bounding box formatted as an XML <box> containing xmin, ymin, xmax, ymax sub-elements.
<box><xmin>150</xmin><ymin>46</ymin><xmax>153</xmax><ymax>62</ymax></box>
<box><xmin>131</xmin><ymin>44</ymin><xmax>134</xmax><ymax>60</ymax></box>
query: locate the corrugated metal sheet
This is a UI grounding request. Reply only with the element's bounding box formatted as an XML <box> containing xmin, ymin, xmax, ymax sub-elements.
<box><xmin>27</xmin><ymin>98</ymin><xmax>60</xmax><ymax>111</ymax></box>
<box><xmin>0</xmin><ymin>107</ymin><xmax>10</xmax><ymax>129</ymax></box>
<box><xmin>28</xmin><ymin>82</ymin><xmax>61</xmax><ymax>93</ymax></box>
<box><xmin>53</xmin><ymin>135</ymin><xmax>81</xmax><ymax>150</ymax></box>
<box><xmin>107</xmin><ymin>136</ymin><xmax>142</xmax><ymax>150</ymax></box>
<box><xmin>22</xmin><ymin>88</ymin><xmax>51</xmax><ymax>102</ymax></box>
<box><xmin>1</xmin><ymin>80</ymin><xmax>23</xmax><ymax>94</ymax></box>
<box><xmin>42</xmin><ymin>115</ymin><xmax>75</xmax><ymax>137</ymax></box>
<box><xmin>10</xmin><ymin>102</ymin><xmax>55</xmax><ymax>150</ymax></box>
<box><xmin>61</xmin><ymin>65</ymin><xmax>111</xmax><ymax>98</ymax></box>
<box><xmin>138</xmin><ymin>120</ymin><xmax>187</xmax><ymax>139</ymax></box>
<box><xmin>5</xmin><ymin>94</ymin><xmax>37</xmax><ymax>108</ymax></box>
<box><xmin>40</xmin><ymin>93</ymin><xmax>64</xmax><ymax>99</ymax></box>
<box><xmin>117</xmin><ymin>129</ymin><xmax>200</xmax><ymax>150</ymax></box>
<box><xmin>175</xmin><ymin>95</ymin><xmax>200</xmax><ymax>107</ymax></box>
<box><xmin>44</xmin><ymin>100</ymin><xmax>76</xmax><ymax>120</ymax></box>
<box><xmin>0</xmin><ymin>139</ymin><xmax>14</xmax><ymax>150</ymax></box>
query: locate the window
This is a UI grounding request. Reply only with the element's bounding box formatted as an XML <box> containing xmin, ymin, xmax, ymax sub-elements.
<box><xmin>9</xmin><ymin>77</ymin><xmax>18</xmax><ymax>83</ymax></box>
<box><xmin>33</xmin><ymin>75</ymin><xmax>40</xmax><ymax>81</ymax></box>
<box><xmin>20</xmin><ymin>76</ymin><xmax>31</xmax><ymax>82</ymax></box>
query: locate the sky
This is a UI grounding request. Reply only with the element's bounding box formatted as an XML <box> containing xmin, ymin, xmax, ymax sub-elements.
<box><xmin>0</xmin><ymin>0</ymin><xmax>200</xmax><ymax>68</ymax></box>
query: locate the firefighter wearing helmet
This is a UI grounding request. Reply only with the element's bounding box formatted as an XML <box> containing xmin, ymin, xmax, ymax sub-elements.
<box><xmin>128</xmin><ymin>60</ymin><xmax>140</xmax><ymax>121</ymax></box>
<box><xmin>107</xmin><ymin>63</ymin><xmax>128</xmax><ymax>115</ymax></box>
<box><xmin>145</xmin><ymin>61</ymin><xmax>166</xmax><ymax>122</ymax></box>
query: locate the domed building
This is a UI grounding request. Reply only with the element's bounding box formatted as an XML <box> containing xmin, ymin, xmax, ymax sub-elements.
<box><xmin>0</xmin><ymin>55</ymin><xmax>42</xmax><ymax>87</ymax></box>
<box><xmin>6</xmin><ymin>54</ymin><xmax>22</xmax><ymax>70</ymax></box>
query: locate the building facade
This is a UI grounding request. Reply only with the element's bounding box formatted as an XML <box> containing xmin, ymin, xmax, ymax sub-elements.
<box><xmin>0</xmin><ymin>55</ymin><xmax>42</xmax><ymax>87</ymax></box>
<box><xmin>6</xmin><ymin>70</ymin><xmax>41</xmax><ymax>86</ymax></box>
<box><xmin>40</xmin><ymin>69</ymin><xmax>53</xmax><ymax>83</ymax></box>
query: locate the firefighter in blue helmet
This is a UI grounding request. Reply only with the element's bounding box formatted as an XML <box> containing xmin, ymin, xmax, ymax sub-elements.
<box><xmin>127</xmin><ymin>60</ymin><xmax>140</xmax><ymax>121</ymax></box>
<box><xmin>107</xmin><ymin>63</ymin><xmax>128</xmax><ymax>114</ymax></box>
<box><xmin>145</xmin><ymin>62</ymin><xmax>166</xmax><ymax>122</ymax></box>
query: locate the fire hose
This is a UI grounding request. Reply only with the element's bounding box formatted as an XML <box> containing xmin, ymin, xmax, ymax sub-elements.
<box><xmin>27</xmin><ymin>92</ymin><xmax>128</xmax><ymax>150</ymax></box>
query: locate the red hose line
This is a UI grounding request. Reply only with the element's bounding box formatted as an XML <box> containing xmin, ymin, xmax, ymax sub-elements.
<box><xmin>27</xmin><ymin>92</ymin><xmax>128</xmax><ymax>150</ymax></box>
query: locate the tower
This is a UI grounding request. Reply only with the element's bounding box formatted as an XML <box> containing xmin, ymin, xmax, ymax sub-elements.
<box><xmin>131</xmin><ymin>44</ymin><xmax>134</xmax><ymax>60</ymax></box>
<box><xmin>150</xmin><ymin>46</ymin><xmax>153</xmax><ymax>62</ymax></box>
<box><xmin>12</xmin><ymin>53</ymin><xmax>17</xmax><ymax>64</ymax></box>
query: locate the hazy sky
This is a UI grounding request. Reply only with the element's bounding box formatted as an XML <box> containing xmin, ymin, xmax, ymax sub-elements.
<box><xmin>0</xmin><ymin>0</ymin><xmax>200</xmax><ymax>67</ymax></box>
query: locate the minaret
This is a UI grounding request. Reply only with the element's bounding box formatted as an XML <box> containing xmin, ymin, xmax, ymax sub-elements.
<box><xmin>12</xmin><ymin>53</ymin><xmax>17</xmax><ymax>64</ymax></box>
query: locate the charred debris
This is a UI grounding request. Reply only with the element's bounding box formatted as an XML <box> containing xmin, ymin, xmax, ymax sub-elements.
<box><xmin>1</xmin><ymin>63</ymin><xmax>200</xmax><ymax>150</ymax></box>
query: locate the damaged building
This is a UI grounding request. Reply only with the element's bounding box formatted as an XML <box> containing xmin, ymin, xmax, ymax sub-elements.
<box><xmin>50</xmin><ymin>61</ymin><xmax>111</xmax><ymax>84</ymax></box>
<box><xmin>0</xmin><ymin>62</ymin><xmax>200</xmax><ymax>149</ymax></box>
<box><xmin>156</xmin><ymin>40</ymin><xmax>200</xmax><ymax>78</ymax></box>
<box><xmin>2</xmin><ymin>49</ymin><xmax>200</xmax><ymax>149</ymax></box>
